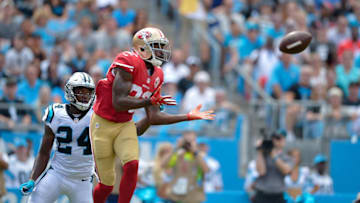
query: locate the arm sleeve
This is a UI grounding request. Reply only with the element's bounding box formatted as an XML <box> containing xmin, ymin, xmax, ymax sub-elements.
<box><xmin>42</xmin><ymin>104</ymin><xmax>55</xmax><ymax>130</ymax></box>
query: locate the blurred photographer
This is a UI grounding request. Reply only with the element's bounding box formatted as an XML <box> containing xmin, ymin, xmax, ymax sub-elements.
<box><xmin>254</xmin><ymin>129</ymin><xmax>294</xmax><ymax>203</ymax></box>
<box><xmin>162</xmin><ymin>130</ymin><xmax>209</xmax><ymax>203</ymax></box>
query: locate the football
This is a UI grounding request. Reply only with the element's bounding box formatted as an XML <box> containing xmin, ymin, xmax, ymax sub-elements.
<box><xmin>279</xmin><ymin>31</ymin><xmax>312</xmax><ymax>54</ymax></box>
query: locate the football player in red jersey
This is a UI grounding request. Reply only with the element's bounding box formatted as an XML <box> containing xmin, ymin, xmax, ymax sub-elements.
<box><xmin>90</xmin><ymin>27</ymin><xmax>215</xmax><ymax>203</ymax></box>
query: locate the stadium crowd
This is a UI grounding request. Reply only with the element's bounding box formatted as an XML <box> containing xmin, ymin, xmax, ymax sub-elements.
<box><xmin>0</xmin><ymin>0</ymin><xmax>360</xmax><ymax>202</ymax></box>
<box><xmin>0</xmin><ymin>0</ymin><xmax>359</xmax><ymax>139</ymax></box>
<box><xmin>160</xmin><ymin>0</ymin><xmax>360</xmax><ymax>140</ymax></box>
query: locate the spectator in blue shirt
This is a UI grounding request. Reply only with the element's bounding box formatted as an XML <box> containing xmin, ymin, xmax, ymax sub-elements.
<box><xmin>112</xmin><ymin>0</ymin><xmax>136</xmax><ymax>28</ymax></box>
<box><xmin>68</xmin><ymin>42</ymin><xmax>87</xmax><ymax>72</ymax></box>
<box><xmin>266</xmin><ymin>14</ymin><xmax>285</xmax><ymax>40</ymax></box>
<box><xmin>306</xmin><ymin>154</ymin><xmax>334</xmax><ymax>195</ymax></box>
<box><xmin>285</xmin><ymin>66</ymin><xmax>313</xmax><ymax>140</ymax></box>
<box><xmin>45</xmin><ymin>14</ymin><xmax>76</xmax><ymax>42</ymax></box>
<box><xmin>336</xmin><ymin>50</ymin><xmax>360</xmax><ymax>97</ymax></box>
<box><xmin>236</xmin><ymin>22</ymin><xmax>264</xmax><ymax>62</ymax></box>
<box><xmin>223</xmin><ymin>20</ymin><xmax>244</xmax><ymax>48</ymax></box>
<box><xmin>286</xmin><ymin>67</ymin><xmax>313</xmax><ymax>101</ymax></box>
<box><xmin>17</xmin><ymin>64</ymin><xmax>44</xmax><ymax>106</ymax></box>
<box><xmin>266</xmin><ymin>54</ymin><xmax>300</xmax><ymax>99</ymax></box>
<box><xmin>0</xmin><ymin>77</ymin><xmax>32</xmax><ymax>129</ymax></box>
<box><xmin>32</xmin><ymin>7</ymin><xmax>55</xmax><ymax>50</ymax></box>
<box><xmin>46</xmin><ymin>0</ymin><xmax>66</xmax><ymax>17</ymax></box>
<box><xmin>223</xmin><ymin>20</ymin><xmax>244</xmax><ymax>74</ymax></box>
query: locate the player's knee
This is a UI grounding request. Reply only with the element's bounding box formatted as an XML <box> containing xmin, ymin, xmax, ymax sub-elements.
<box><xmin>123</xmin><ymin>160</ymin><xmax>139</xmax><ymax>174</ymax></box>
<box><xmin>101</xmin><ymin>175</ymin><xmax>115</xmax><ymax>186</ymax></box>
<box><xmin>121</xmin><ymin>155</ymin><xmax>139</xmax><ymax>165</ymax></box>
<box><xmin>98</xmin><ymin>170</ymin><xmax>115</xmax><ymax>186</ymax></box>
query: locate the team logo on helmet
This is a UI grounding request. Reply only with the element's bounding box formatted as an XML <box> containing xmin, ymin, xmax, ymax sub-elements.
<box><xmin>138</xmin><ymin>31</ymin><xmax>152</xmax><ymax>39</ymax></box>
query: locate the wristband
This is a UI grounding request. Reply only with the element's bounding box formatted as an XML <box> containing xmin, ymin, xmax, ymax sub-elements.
<box><xmin>186</xmin><ymin>113</ymin><xmax>194</xmax><ymax>121</ymax></box>
<box><xmin>146</xmin><ymin>98</ymin><xmax>152</xmax><ymax>106</ymax></box>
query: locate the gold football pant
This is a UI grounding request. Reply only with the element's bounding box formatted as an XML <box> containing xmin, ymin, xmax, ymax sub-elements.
<box><xmin>90</xmin><ymin>113</ymin><xmax>139</xmax><ymax>186</ymax></box>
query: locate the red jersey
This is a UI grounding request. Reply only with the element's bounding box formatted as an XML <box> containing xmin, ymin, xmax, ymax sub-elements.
<box><xmin>93</xmin><ymin>51</ymin><xmax>164</xmax><ymax>122</ymax></box>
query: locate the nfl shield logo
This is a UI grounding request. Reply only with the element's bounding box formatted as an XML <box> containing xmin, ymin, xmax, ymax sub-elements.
<box><xmin>147</xmin><ymin>78</ymin><xmax>150</xmax><ymax>84</ymax></box>
<box><xmin>154</xmin><ymin>77</ymin><xmax>160</xmax><ymax>89</ymax></box>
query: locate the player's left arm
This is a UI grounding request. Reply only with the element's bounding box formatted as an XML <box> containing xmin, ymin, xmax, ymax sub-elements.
<box><xmin>145</xmin><ymin>104</ymin><xmax>215</xmax><ymax>125</ymax></box>
<box><xmin>135</xmin><ymin>117</ymin><xmax>151</xmax><ymax>136</ymax></box>
<box><xmin>0</xmin><ymin>152</ymin><xmax>8</xmax><ymax>170</ymax></box>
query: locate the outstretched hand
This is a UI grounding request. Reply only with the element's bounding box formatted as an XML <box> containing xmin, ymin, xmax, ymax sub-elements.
<box><xmin>187</xmin><ymin>104</ymin><xmax>215</xmax><ymax>121</ymax></box>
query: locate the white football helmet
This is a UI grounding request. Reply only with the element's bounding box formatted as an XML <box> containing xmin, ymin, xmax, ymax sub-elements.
<box><xmin>65</xmin><ymin>72</ymin><xmax>95</xmax><ymax>111</ymax></box>
<box><xmin>132</xmin><ymin>27</ymin><xmax>171</xmax><ymax>66</ymax></box>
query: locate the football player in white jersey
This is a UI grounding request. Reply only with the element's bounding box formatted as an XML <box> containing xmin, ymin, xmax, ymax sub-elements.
<box><xmin>19</xmin><ymin>72</ymin><xmax>151</xmax><ymax>203</ymax></box>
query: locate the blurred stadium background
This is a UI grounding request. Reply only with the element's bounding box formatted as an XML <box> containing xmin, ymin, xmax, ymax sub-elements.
<box><xmin>1</xmin><ymin>0</ymin><xmax>360</xmax><ymax>202</ymax></box>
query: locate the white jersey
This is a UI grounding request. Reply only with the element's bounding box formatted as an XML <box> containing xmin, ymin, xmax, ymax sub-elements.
<box><xmin>5</xmin><ymin>155</ymin><xmax>34</xmax><ymax>188</ymax></box>
<box><xmin>43</xmin><ymin>103</ymin><xmax>94</xmax><ymax>179</ymax></box>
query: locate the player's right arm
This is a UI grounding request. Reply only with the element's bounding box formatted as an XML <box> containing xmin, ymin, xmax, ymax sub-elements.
<box><xmin>29</xmin><ymin>125</ymin><xmax>55</xmax><ymax>181</ymax></box>
<box><xmin>112</xmin><ymin>68</ymin><xmax>152</xmax><ymax>112</ymax></box>
<box><xmin>20</xmin><ymin>125</ymin><xmax>55</xmax><ymax>195</ymax></box>
<box><xmin>112</xmin><ymin>69</ymin><xmax>175</xmax><ymax>111</ymax></box>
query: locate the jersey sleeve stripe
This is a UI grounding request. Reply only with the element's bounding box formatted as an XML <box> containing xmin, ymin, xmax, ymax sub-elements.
<box><xmin>113</xmin><ymin>62</ymin><xmax>134</xmax><ymax>70</ymax></box>
<box><xmin>46</xmin><ymin>104</ymin><xmax>55</xmax><ymax>123</ymax></box>
<box><xmin>44</xmin><ymin>107</ymin><xmax>50</xmax><ymax>123</ymax></box>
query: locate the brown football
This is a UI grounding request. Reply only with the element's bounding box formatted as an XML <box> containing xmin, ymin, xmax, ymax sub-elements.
<box><xmin>279</xmin><ymin>31</ymin><xmax>312</xmax><ymax>54</ymax></box>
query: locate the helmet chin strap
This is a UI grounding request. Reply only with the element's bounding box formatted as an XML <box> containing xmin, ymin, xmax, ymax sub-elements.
<box><xmin>146</xmin><ymin>58</ymin><xmax>162</xmax><ymax>66</ymax></box>
<box><xmin>72</xmin><ymin>95</ymin><xmax>94</xmax><ymax>111</ymax></box>
<box><xmin>142</xmin><ymin>51</ymin><xmax>162</xmax><ymax>66</ymax></box>
<box><xmin>74</xmin><ymin>103</ymin><xmax>87</xmax><ymax>111</ymax></box>
<box><xmin>141</xmin><ymin>37</ymin><xmax>164</xmax><ymax>67</ymax></box>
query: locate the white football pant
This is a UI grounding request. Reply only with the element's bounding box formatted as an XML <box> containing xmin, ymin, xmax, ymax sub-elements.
<box><xmin>28</xmin><ymin>169</ymin><xmax>93</xmax><ymax>203</ymax></box>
